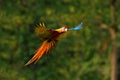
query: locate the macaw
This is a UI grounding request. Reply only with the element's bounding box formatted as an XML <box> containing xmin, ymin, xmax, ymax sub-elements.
<box><xmin>25</xmin><ymin>23</ymin><xmax>83</xmax><ymax>66</ymax></box>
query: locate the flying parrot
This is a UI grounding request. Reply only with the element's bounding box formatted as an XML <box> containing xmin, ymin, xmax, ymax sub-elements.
<box><xmin>25</xmin><ymin>23</ymin><xmax>83</xmax><ymax>66</ymax></box>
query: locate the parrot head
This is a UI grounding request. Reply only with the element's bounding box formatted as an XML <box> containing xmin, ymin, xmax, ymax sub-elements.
<box><xmin>61</xmin><ymin>26</ymin><xmax>68</xmax><ymax>32</ymax></box>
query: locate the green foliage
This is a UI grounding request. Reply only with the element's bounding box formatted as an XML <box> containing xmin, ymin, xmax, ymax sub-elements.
<box><xmin>0</xmin><ymin>0</ymin><xmax>120</xmax><ymax>80</ymax></box>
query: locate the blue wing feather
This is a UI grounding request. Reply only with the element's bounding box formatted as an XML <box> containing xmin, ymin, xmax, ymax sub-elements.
<box><xmin>69</xmin><ymin>23</ymin><xmax>83</xmax><ymax>30</ymax></box>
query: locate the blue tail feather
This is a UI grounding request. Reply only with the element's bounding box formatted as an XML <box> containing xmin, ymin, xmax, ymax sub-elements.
<box><xmin>69</xmin><ymin>23</ymin><xmax>83</xmax><ymax>30</ymax></box>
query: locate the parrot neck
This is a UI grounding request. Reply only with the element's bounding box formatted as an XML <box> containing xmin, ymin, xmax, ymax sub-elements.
<box><xmin>56</xmin><ymin>28</ymin><xmax>63</xmax><ymax>33</ymax></box>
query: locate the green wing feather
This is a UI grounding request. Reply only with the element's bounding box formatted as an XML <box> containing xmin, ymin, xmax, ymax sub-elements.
<box><xmin>35</xmin><ymin>23</ymin><xmax>47</xmax><ymax>36</ymax></box>
<box><xmin>35</xmin><ymin>23</ymin><xmax>61</xmax><ymax>41</ymax></box>
<box><xmin>34</xmin><ymin>23</ymin><xmax>50</xmax><ymax>40</ymax></box>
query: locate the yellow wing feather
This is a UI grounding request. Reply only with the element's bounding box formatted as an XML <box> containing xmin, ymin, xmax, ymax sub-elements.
<box><xmin>34</xmin><ymin>23</ymin><xmax>47</xmax><ymax>36</ymax></box>
<box><xmin>34</xmin><ymin>23</ymin><xmax>52</xmax><ymax>40</ymax></box>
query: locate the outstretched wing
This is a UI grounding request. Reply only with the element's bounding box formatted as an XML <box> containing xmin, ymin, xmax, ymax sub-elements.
<box><xmin>35</xmin><ymin>23</ymin><xmax>64</xmax><ymax>41</ymax></box>
<box><xmin>35</xmin><ymin>23</ymin><xmax>50</xmax><ymax>40</ymax></box>
<box><xmin>35</xmin><ymin>23</ymin><xmax>47</xmax><ymax>35</ymax></box>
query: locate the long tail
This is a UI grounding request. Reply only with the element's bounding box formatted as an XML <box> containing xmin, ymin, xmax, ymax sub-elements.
<box><xmin>25</xmin><ymin>41</ymin><xmax>48</xmax><ymax>66</ymax></box>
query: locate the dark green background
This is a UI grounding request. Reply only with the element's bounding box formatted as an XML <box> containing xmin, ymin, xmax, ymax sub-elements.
<box><xmin>0</xmin><ymin>0</ymin><xmax>120</xmax><ymax>80</ymax></box>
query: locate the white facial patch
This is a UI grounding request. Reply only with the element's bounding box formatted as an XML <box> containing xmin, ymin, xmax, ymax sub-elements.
<box><xmin>64</xmin><ymin>28</ymin><xmax>67</xmax><ymax>32</ymax></box>
<box><xmin>62</xmin><ymin>27</ymin><xmax>67</xmax><ymax>32</ymax></box>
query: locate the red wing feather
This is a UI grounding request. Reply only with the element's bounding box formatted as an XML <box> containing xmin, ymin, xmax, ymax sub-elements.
<box><xmin>25</xmin><ymin>40</ymin><xmax>56</xmax><ymax>66</ymax></box>
<box><xmin>45</xmin><ymin>40</ymin><xmax>56</xmax><ymax>55</ymax></box>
